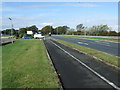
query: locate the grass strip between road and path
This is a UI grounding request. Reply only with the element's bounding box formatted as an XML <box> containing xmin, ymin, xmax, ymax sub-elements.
<box><xmin>0</xmin><ymin>46</ymin><xmax>2</xmax><ymax>90</ymax></box>
<box><xmin>2</xmin><ymin>39</ymin><xmax>59</xmax><ymax>88</ymax></box>
<box><xmin>52</xmin><ymin>38</ymin><xmax>119</xmax><ymax>68</ymax></box>
<box><xmin>54</xmin><ymin>35</ymin><xmax>119</xmax><ymax>42</ymax></box>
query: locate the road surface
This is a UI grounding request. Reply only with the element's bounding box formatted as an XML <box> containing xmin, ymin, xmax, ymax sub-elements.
<box><xmin>44</xmin><ymin>39</ymin><xmax>120</xmax><ymax>89</ymax></box>
<box><xmin>52</xmin><ymin>36</ymin><xmax>119</xmax><ymax>56</ymax></box>
<box><xmin>0</xmin><ymin>37</ymin><xmax>15</xmax><ymax>45</ymax></box>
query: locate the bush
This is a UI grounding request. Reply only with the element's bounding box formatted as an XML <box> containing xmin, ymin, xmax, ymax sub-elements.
<box><xmin>19</xmin><ymin>34</ymin><xmax>24</xmax><ymax>38</ymax></box>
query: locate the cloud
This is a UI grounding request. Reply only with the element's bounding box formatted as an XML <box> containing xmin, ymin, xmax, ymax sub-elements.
<box><xmin>109</xmin><ymin>25</ymin><xmax>118</xmax><ymax>31</ymax></box>
<box><xmin>42</xmin><ymin>22</ymin><xmax>53</xmax><ymax>25</ymax></box>
<box><xmin>1</xmin><ymin>16</ymin><xmax>54</xmax><ymax>30</ymax></box>
<box><xmin>2</xmin><ymin>0</ymin><xmax>119</xmax><ymax>2</ymax></box>
<box><xmin>2</xmin><ymin>16</ymin><xmax>40</xmax><ymax>29</ymax></box>
<box><xmin>65</xmin><ymin>3</ymin><xmax>100</xmax><ymax>7</ymax></box>
<box><xmin>21</xmin><ymin>3</ymin><xmax>100</xmax><ymax>8</ymax></box>
<box><xmin>2</xmin><ymin>17</ymin><xmax>118</xmax><ymax>32</ymax></box>
<box><xmin>2</xmin><ymin>7</ymin><xmax>15</xmax><ymax>12</ymax></box>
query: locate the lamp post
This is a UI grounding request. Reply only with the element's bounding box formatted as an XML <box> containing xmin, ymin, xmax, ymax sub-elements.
<box><xmin>9</xmin><ymin>17</ymin><xmax>13</xmax><ymax>44</ymax></box>
<box><xmin>57</xmin><ymin>27</ymin><xmax>58</xmax><ymax>35</ymax></box>
<box><xmin>49</xmin><ymin>25</ymin><xmax>52</xmax><ymax>36</ymax></box>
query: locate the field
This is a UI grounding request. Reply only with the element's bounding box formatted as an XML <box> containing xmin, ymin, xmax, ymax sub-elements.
<box><xmin>2</xmin><ymin>39</ymin><xmax>59</xmax><ymax>88</ymax></box>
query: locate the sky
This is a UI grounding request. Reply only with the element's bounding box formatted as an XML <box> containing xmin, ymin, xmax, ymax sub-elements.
<box><xmin>1</xmin><ymin>2</ymin><xmax>118</xmax><ymax>31</ymax></box>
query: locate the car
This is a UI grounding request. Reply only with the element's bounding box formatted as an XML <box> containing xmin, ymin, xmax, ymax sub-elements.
<box><xmin>22</xmin><ymin>36</ymin><xmax>32</xmax><ymax>39</ymax></box>
<box><xmin>34</xmin><ymin>34</ymin><xmax>45</xmax><ymax>39</ymax></box>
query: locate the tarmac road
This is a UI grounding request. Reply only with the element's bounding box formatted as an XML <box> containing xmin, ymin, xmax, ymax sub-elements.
<box><xmin>1</xmin><ymin>37</ymin><xmax>13</xmax><ymax>44</ymax></box>
<box><xmin>44</xmin><ymin>39</ymin><xmax>120</xmax><ymax>89</ymax></box>
<box><xmin>52</xmin><ymin>36</ymin><xmax>119</xmax><ymax>56</ymax></box>
<box><xmin>0</xmin><ymin>37</ymin><xmax>16</xmax><ymax>46</ymax></box>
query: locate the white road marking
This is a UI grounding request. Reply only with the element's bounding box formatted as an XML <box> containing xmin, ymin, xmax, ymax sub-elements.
<box><xmin>51</xmin><ymin>41</ymin><xmax>120</xmax><ymax>90</ymax></box>
<box><xmin>104</xmin><ymin>44</ymin><xmax>110</xmax><ymax>46</ymax></box>
<box><xmin>94</xmin><ymin>41</ymin><xmax>110</xmax><ymax>46</ymax></box>
<box><xmin>95</xmin><ymin>41</ymin><xmax>109</xmax><ymax>44</ymax></box>
<box><xmin>78</xmin><ymin>42</ymin><xmax>88</xmax><ymax>45</ymax></box>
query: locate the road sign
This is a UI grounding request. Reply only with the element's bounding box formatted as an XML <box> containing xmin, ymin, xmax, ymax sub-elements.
<box><xmin>27</xmin><ymin>31</ymin><xmax>33</xmax><ymax>34</ymax></box>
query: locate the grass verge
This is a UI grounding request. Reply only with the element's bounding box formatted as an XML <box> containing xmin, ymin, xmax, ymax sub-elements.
<box><xmin>0</xmin><ymin>46</ymin><xmax>2</xmax><ymax>90</ymax></box>
<box><xmin>2</xmin><ymin>39</ymin><xmax>59</xmax><ymax>88</ymax></box>
<box><xmin>52</xmin><ymin>38</ymin><xmax>119</xmax><ymax>67</ymax></box>
<box><xmin>54</xmin><ymin>35</ymin><xmax>119</xmax><ymax>42</ymax></box>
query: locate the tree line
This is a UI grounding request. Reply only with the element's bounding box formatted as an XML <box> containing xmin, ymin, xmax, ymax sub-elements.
<box><xmin>74</xmin><ymin>24</ymin><xmax>120</xmax><ymax>36</ymax></box>
<box><xmin>1</xmin><ymin>24</ymin><xmax>120</xmax><ymax>38</ymax></box>
<box><xmin>1</xmin><ymin>25</ymin><xmax>39</xmax><ymax>38</ymax></box>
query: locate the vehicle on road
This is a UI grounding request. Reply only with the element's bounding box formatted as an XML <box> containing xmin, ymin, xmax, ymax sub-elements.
<box><xmin>22</xmin><ymin>36</ymin><xmax>32</xmax><ymax>39</ymax></box>
<box><xmin>49</xmin><ymin>32</ymin><xmax>51</xmax><ymax>36</ymax></box>
<box><xmin>34</xmin><ymin>34</ymin><xmax>45</xmax><ymax>39</ymax></box>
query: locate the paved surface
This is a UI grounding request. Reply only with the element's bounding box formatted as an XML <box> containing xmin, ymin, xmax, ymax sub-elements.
<box><xmin>52</xmin><ymin>36</ymin><xmax>119</xmax><ymax>56</ymax></box>
<box><xmin>44</xmin><ymin>39</ymin><xmax>120</xmax><ymax>89</ymax></box>
<box><xmin>64</xmin><ymin>35</ymin><xmax>120</xmax><ymax>39</ymax></box>
<box><xmin>0</xmin><ymin>38</ymin><xmax>15</xmax><ymax>45</ymax></box>
<box><xmin>1</xmin><ymin>38</ymin><xmax>12</xmax><ymax>43</ymax></box>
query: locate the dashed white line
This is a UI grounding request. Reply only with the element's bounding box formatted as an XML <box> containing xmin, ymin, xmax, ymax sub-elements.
<box><xmin>95</xmin><ymin>41</ymin><xmax>109</xmax><ymax>44</ymax></box>
<box><xmin>78</xmin><ymin>42</ymin><xmax>88</xmax><ymax>45</ymax></box>
<box><xmin>94</xmin><ymin>41</ymin><xmax>110</xmax><ymax>46</ymax></box>
<box><xmin>51</xmin><ymin>41</ymin><xmax>120</xmax><ymax>90</ymax></box>
<box><xmin>78</xmin><ymin>41</ymin><xmax>110</xmax><ymax>46</ymax></box>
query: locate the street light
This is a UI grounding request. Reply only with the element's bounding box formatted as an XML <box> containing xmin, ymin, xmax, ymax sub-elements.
<box><xmin>57</xmin><ymin>27</ymin><xmax>58</xmax><ymax>35</ymax></box>
<box><xmin>49</xmin><ymin>25</ymin><xmax>52</xmax><ymax>36</ymax></box>
<box><xmin>9</xmin><ymin>17</ymin><xmax>13</xmax><ymax>44</ymax></box>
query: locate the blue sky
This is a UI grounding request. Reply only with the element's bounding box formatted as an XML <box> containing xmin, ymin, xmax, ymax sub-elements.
<box><xmin>2</xmin><ymin>2</ymin><xmax>118</xmax><ymax>31</ymax></box>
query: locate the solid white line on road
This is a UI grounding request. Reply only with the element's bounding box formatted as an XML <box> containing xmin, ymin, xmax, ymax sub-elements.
<box><xmin>51</xmin><ymin>41</ymin><xmax>120</xmax><ymax>90</ymax></box>
<box><xmin>78</xmin><ymin>42</ymin><xmax>88</xmax><ymax>45</ymax></box>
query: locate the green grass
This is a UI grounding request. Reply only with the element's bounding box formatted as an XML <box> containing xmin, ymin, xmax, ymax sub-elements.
<box><xmin>0</xmin><ymin>46</ymin><xmax>2</xmax><ymax>90</ymax></box>
<box><xmin>2</xmin><ymin>39</ymin><xmax>59</xmax><ymax>88</ymax></box>
<box><xmin>54</xmin><ymin>35</ymin><xmax>119</xmax><ymax>42</ymax></box>
<box><xmin>52</xmin><ymin>39</ymin><xmax>119</xmax><ymax>67</ymax></box>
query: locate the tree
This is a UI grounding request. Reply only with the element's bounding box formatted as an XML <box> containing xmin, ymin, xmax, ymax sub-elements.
<box><xmin>66</xmin><ymin>28</ymin><xmax>75</xmax><ymax>35</ymax></box>
<box><xmin>97</xmin><ymin>24</ymin><xmax>109</xmax><ymax>36</ymax></box>
<box><xmin>62</xmin><ymin>26</ymin><xmax>70</xmax><ymax>34</ymax></box>
<box><xmin>19</xmin><ymin>28</ymin><xmax>27</xmax><ymax>36</ymax></box>
<box><xmin>41</xmin><ymin>25</ymin><xmax>53</xmax><ymax>35</ymax></box>
<box><xmin>14</xmin><ymin>30</ymin><xmax>19</xmax><ymax>38</ymax></box>
<box><xmin>1</xmin><ymin>29</ymin><xmax>16</xmax><ymax>35</ymax></box>
<box><xmin>2</xmin><ymin>29</ymin><xmax>11</xmax><ymax>35</ymax></box>
<box><xmin>18</xmin><ymin>25</ymin><xmax>39</xmax><ymax>38</ymax></box>
<box><xmin>118</xmin><ymin>32</ymin><xmax>120</xmax><ymax>36</ymax></box>
<box><xmin>108</xmin><ymin>31</ymin><xmax>118</xmax><ymax>36</ymax></box>
<box><xmin>26</xmin><ymin>25</ymin><xmax>38</xmax><ymax>34</ymax></box>
<box><xmin>55</xmin><ymin>26</ymin><xmax>70</xmax><ymax>35</ymax></box>
<box><xmin>76</xmin><ymin>24</ymin><xmax>84</xmax><ymax>32</ymax></box>
<box><xmin>87</xmin><ymin>24</ymin><xmax>110</xmax><ymax>36</ymax></box>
